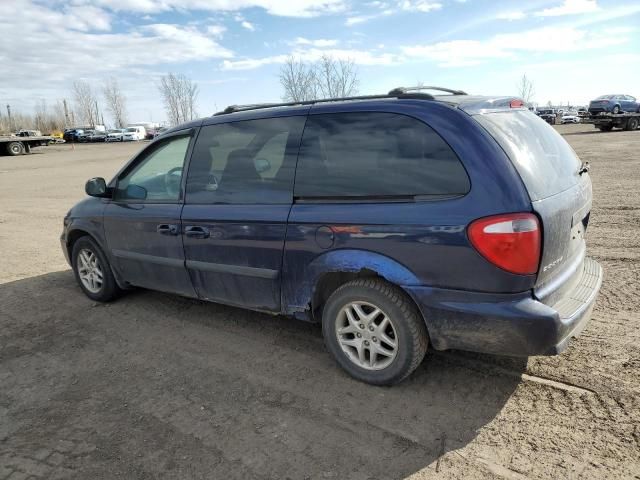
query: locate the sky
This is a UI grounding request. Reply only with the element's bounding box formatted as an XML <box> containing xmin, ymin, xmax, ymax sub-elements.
<box><xmin>1</xmin><ymin>0</ymin><xmax>639</xmax><ymax>125</ymax></box>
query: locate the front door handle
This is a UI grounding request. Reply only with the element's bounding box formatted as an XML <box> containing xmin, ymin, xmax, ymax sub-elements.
<box><xmin>157</xmin><ymin>224</ymin><xmax>179</xmax><ymax>235</ymax></box>
<box><xmin>184</xmin><ymin>225</ymin><xmax>210</xmax><ymax>239</ymax></box>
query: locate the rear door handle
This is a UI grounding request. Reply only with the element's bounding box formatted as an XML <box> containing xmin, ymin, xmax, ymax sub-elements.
<box><xmin>157</xmin><ymin>224</ymin><xmax>179</xmax><ymax>235</ymax></box>
<box><xmin>184</xmin><ymin>225</ymin><xmax>210</xmax><ymax>239</ymax></box>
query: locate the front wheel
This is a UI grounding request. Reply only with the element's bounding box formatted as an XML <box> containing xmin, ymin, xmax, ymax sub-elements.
<box><xmin>322</xmin><ymin>278</ymin><xmax>428</xmax><ymax>385</ymax></box>
<box><xmin>612</xmin><ymin>105</ymin><xmax>621</xmax><ymax>114</ymax></box>
<box><xmin>71</xmin><ymin>236</ymin><xmax>120</xmax><ymax>302</ymax></box>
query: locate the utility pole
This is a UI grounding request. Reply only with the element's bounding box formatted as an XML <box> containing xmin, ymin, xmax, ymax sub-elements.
<box><xmin>94</xmin><ymin>100</ymin><xmax>99</xmax><ymax>127</ymax></box>
<box><xmin>6</xmin><ymin>104</ymin><xmax>12</xmax><ymax>132</ymax></box>
<box><xmin>63</xmin><ymin>99</ymin><xmax>70</xmax><ymax>128</ymax></box>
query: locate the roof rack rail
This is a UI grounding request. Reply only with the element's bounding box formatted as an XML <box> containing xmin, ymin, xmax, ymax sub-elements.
<box><xmin>214</xmin><ymin>90</ymin><xmax>437</xmax><ymax>116</ymax></box>
<box><xmin>388</xmin><ymin>86</ymin><xmax>468</xmax><ymax>96</ymax></box>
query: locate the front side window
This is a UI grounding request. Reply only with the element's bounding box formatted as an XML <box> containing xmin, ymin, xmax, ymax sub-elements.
<box><xmin>294</xmin><ymin>112</ymin><xmax>470</xmax><ymax>198</ymax></box>
<box><xmin>185</xmin><ymin>116</ymin><xmax>305</xmax><ymax>204</ymax></box>
<box><xmin>115</xmin><ymin>135</ymin><xmax>191</xmax><ymax>202</ymax></box>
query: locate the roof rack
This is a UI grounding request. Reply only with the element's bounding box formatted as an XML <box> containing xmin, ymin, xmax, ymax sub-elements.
<box><xmin>213</xmin><ymin>87</ymin><xmax>450</xmax><ymax>116</ymax></box>
<box><xmin>388</xmin><ymin>85</ymin><xmax>468</xmax><ymax>96</ymax></box>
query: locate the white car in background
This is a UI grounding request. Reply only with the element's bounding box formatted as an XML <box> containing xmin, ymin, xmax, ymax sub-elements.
<box><xmin>561</xmin><ymin>112</ymin><xmax>580</xmax><ymax>124</ymax></box>
<box><xmin>122</xmin><ymin>126</ymin><xmax>146</xmax><ymax>141</ymax></box>
<box><xmin>105</xmin><ymin>129</ymin><xmax>126</xmax><ymax>142</ymax></box>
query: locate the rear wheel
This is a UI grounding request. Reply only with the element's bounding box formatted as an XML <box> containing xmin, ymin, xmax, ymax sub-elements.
<box><xmin>322</xmin><ymin>278</ymin><xmax>428</xmax><ymax>385</ymax></box>
<box><xmin>625</xmin><ymin>117</ymin><xmax>639</xmax><ymax>131</ymax></box>
<box><xmin>6</xmin><ymin>141</ymin><xmax>24</xmax><ymax>156</ymax></box>
<box><xmin>71</xmin><ymin>236</ymin><xmax>120</xmax><ymax>302</ymax></box>
<box><xmin>612</xmin><ymin>105</ymin><xmax>621</xmax><ymax>114</ymax></box>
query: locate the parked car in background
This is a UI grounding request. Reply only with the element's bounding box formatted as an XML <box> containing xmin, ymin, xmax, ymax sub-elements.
<box><xmin>63</xmin><ymin>129</ymin><xmax>82</xmax><ymax>142</ymax></box>
<box><xmin>536</xmin><ymin>109</ymin><xmax>557</xmax><ymax>124</ymax></box>
<box><xmin>16</xmin><ymin>129</ymin><xmax>42</xmax><ymax>137</ymax></box>
<box><xmin>588</xmin><ymin>95</ymin><xmax>640</xmax><ymax>115</ymax></box>
<box><xmin>122</xmin><ymin>126</ymin><xmax>146</xmax><ymax>141</ymax></box>
<box><xmin>62</xmin><ymin>87</ymin><xmax>602</xmax><ymax>385</ymax></box>
<box><xmin>77</xmin><ymin>130</ymin><xmax>94</xmax><ymax>142</ymax></box>
<box><xmin>145</xmin><ymin>128</ymin><xmax>157</xmax><ymax>140</ymax></box>
<box><xmin>90</xmin><ymin>131</ymin><xmax>107</xmax><ymax>142</ymax></box>
<box><xmin>561</xmin><ymin>112</ymin><xmax>580</xmax><ymax>124</ymax></box>
<box><xmin>106</xmin><ymin>129</ymin><xmax>126</xmax><ymax>142</ymax></box>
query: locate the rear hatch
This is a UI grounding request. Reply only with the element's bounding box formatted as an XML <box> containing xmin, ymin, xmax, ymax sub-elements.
<box><xmin>473</xmin><ymin>110</ymin><xmax>591</xmax><ymax>306</ymax></box>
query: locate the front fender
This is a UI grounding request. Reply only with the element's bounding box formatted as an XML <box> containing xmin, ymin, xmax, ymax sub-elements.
<box><xmin>284</xmin><ymin>249</ymin><xmax>421</xmax><ymax>317</ymax></box>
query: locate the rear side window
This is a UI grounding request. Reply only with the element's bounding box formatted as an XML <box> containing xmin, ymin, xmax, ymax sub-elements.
<box><xmin>294</xmin><ymin>112</ymin><xmax>470</xmax><ymax>198</ymax></box>
<box><xmin>475</xmin><ymin>110</ymin><xmax>581</xmax><ymax>201</ymax></box>
<box><xmin>185</xmin><ymin>116</ymin><xmax>305</xmax><ymax>204</ymax></box>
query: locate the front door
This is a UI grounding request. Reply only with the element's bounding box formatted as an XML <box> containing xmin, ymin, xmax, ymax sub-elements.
<box><xmin>181</xmin><ymin>115</ymin><xmax>306</xmax><ymax>312</ymax></box>
<box><xmin>104</xmin><ymin>131</ymin><xmax>196</xmax><ymax>297</ymax></box>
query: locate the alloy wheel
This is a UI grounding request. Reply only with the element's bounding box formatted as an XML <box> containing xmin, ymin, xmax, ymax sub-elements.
<box><xmin>77</xmin><ymin>248</ymin><xmax>104</xmax><ymax>293</ymax></box>
<box><xmin>335</xmin><ymin>301</ymin><xmax>398</xmax><ymax>370</ymax></box>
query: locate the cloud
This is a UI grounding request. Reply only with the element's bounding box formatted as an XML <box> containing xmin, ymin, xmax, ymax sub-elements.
<box><xmin>206</xmin><ymin>25</ymin><xmax>227</xmax><ymax>37</ymax></box>
<box><xmin>221</xmin><ymin>47</ymin><xmax>399</xmax><ymax>70</ymax></box>
<box><xmin>0</xmin><ymin>1</ymin><xmax>233</xmax><ymax>94</ymax></box>
<box><xmin>292</xmin><ymin>37</ymin><xmax>339</xmax><ymax>47</ymax></box>
<box><xmin>402</xmin><ymin>26</ymin><xmax>630</xmax><ymax>67</ymax></box>
<box><xmin>240</xmin><ymin>20</ymin><xmax>255</xmax><ymax>30</ymax></box>
<box><xmin>346</xmin><ymin>0</ymin><xmax>441</xmax><ymax>25</ymax></box>
<box><xmin>399</xmin><ymin>1</ymin><xmax>442</xmax><ymax>13</ymax></box>
<box><xmin>72</xmin><ymin>0</ymin><xmax>346</xmax><ymax>17</ymax></box>
<box><xmin>535</xmin><ymin>0</ymin><xmax>598</xmax><ymax>17</ymax></box>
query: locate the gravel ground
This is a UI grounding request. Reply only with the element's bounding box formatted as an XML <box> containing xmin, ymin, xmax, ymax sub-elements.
<box><xmin>0</xmin><ymin>126</ymin><xmax>638</xmax><ymax>479</ymax></box>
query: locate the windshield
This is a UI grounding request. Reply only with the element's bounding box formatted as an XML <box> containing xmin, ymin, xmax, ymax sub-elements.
<box><xmin>475</xmin><ymin>110</ymin><xmax>581</xmax><ymax>201</ymax></box>
<box><xmin>595</xmin><ymin>95</ymin><xmax>614</xmax><ymax>100</ymax></box>
<box><xmin>126</xmin><ymin>128</ymin><xmax>137</xmax><ymax>132</ymax></box>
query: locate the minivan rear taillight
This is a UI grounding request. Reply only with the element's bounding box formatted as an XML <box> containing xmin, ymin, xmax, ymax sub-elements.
<box><xmin>468</xmin><ymin>213</ymin><xmax>541</xmax><ymax>275</ymax></box>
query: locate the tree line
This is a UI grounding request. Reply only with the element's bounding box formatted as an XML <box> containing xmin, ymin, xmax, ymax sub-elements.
<box><xmin>0</xmin><ymin>55</ymin><xmax>361</xmax><ymax>134</ymax></box>
<box><xmin>0</xmin><ymin>73</ymin><xmax>199</xmax><ymax>134</ymax></box>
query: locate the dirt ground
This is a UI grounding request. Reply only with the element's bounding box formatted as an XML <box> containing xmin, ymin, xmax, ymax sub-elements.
<box><xmin>0</xmin><ymin>125</ymin><xmax>638</xmax><ymax>480</ymax></box>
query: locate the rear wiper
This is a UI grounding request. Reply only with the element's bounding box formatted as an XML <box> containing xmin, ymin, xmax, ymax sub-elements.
<box><xmin>578</xmin><ymin>161</ymin><xmax>590</xmax><ymax>175</ymax></box>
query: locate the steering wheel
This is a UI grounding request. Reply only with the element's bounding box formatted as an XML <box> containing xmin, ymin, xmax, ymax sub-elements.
<box><xmin>164</xmin><ymin>166</ymin><xmax>183</xmax><ymax>198</ymax></box>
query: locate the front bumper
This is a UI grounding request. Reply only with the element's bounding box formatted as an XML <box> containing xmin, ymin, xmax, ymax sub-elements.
<box><xmin>405</xmin><ymin>257</ymin><xmax>603</xmax><ymax>357</ymax></box>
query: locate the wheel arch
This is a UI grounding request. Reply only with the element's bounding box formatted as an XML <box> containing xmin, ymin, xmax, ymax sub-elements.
<box><xmin>66</xmin><ymin>226</ymin><xmax>128</xmax><ymax>289</ymax></box>
<box><xmin>293</xmin><ymin>249</ymin><xmax>424</xmax><ymax>322</ymax></box>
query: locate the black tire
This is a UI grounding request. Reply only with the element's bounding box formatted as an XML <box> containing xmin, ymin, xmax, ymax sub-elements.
<box><xmin>597</xmin><ymin>125</ymin><xmax>613</xmax><ymax>132</ymax></box>
<box><xmin>625</xmin><ymin>117</ymin><xmax>639</xmax><ymax>131</ymax></box>
<box><xmin>6</xmin><ymin>142</ymin><xmax>24</xmax><ymax>156</ymax></box>
<box><xmin>322</xmin><ymin>278</ymin><xmax>428</xmax><ymax>385</ymax></box>
<box><xmin>71</xmin><ymin>236</ymin><xmax>120</xmax><ymax>302</ymax></box>
<box><xmin>612</xmin><ymin>105</ymin><xmax>621</xmax><ymax>114</ymax></box>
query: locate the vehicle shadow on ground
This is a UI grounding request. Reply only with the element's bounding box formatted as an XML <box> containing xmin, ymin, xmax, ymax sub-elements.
<box><xmin>561</xmin><ymin>130</ymin><xmax>622</xmax><ymax>136</ymax></box>
<box><xmin>0</xmin><ymin>271</ymin><xmax>526</xmax><ymax>479</ymax></box>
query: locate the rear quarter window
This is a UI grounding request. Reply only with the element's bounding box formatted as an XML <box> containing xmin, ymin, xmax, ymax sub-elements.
<box><xmin>294</xmin><ymin>112</ymin><xmax>470</xmax><ymax>199</ymax></box>
<box><xmin>474</xmin><ymin>110</ymin><xmax>581</xmax><ymax>201</ymax></box>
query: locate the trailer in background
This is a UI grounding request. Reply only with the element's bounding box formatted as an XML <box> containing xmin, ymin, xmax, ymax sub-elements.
<box><xmin>583</xmin><ymin>112</ymin><xmax>640</xmax><ymax>131</ymax></box>
<box><xmin>0</xmin><ymin>135</ymin><xmax>54</xmax><ymax>155</ymax></box>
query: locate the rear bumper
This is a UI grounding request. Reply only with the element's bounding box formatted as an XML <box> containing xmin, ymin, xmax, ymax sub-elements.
<box><xmin>405</xmin><ymin>257</ymin><xmax>603</xmax><ymax>357</ymax></box>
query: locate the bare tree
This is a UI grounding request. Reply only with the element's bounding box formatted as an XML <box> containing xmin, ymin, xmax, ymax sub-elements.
<box><xmin>103</xmin><ymin>78</ymin><xmax>128</xmax><ymax>128</ymax></box>
<box><xmin>158</xmin><ymin>73</ymin><xmax>199</xmax><ymax>126</ymax></box>
<box><xmin>72</xmin><ymin>80</ymin><xmax>98</xmax><ymax>126</ymax></box>
<box><xmin>279</xmin><ymin>56</ymin><xmax>317</xmax><ymax>102</ymax></box>
<box><xmin>315</xmin><ymin>55</ymin><xmax>359</xmax><ymax>99</ymax></box>
<box><xmin>34</xmin><ymin>100</ymin><xmax>49</xmax><ymax>133</ymax></box>
<box><xmin>279</xmin><ymin>54</ymin><xmax>359</xmax><ymax>102</ymax></box>
<box><xmin>516</xmin><ymin>74</ymin><xmax>535</xmax><ymax>104</ymax></box>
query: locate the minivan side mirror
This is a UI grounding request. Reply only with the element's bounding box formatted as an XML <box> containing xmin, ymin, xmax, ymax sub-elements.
<box><xmin>85</xmin><ymin>177</ymin><xmax>108</xmax><ymax>197</ymax></box>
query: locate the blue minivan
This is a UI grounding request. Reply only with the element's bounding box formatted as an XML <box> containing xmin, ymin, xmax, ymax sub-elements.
<box><xmin>61</xmin><ymin>87</ymin><xmax>603</xmax><ymax>385</ymax></box>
